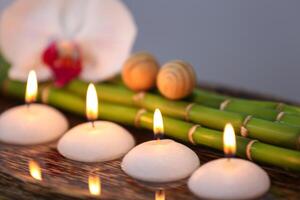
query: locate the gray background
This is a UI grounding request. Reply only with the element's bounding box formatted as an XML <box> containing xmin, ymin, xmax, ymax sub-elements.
<box><xmin>1</xmin><ymin>0</ymin><xmax>300</xmax><ymax>102</ymax></box>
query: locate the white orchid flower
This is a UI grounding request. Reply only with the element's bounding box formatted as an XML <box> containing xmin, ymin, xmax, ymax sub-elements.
<box><xmin>0</xmin><ymin>0</ymin><xmax>137</xmax><ymax>86</ymax></box>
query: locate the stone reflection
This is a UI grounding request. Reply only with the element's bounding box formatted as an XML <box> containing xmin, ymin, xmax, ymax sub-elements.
<box><xmin>155</xmin><ymin>189</ymin><xmax>165</xmax><ymax>200</ymax></box>
<box><xmin>28</xmin><ymin>159</ymin><xmax>42</xmax><ymax>181</ymax></box>
<box><xmin>88</xmin><ymin>174</ymin><xmax>101</xmax><ymax>196</ymax></box>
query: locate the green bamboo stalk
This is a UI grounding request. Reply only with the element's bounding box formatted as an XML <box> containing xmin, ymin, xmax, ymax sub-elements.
<box><xmin>109</xmin><ymin>76</ymin><xmax>300</xmax><ymax>128</ymax></box>
<box><xmin>191</xmin><ymin>88</ymin><xmax>300</xmax><ymax>115</ymax></box>
<box><xmin>1</xmin><ymin>79</ymin><xmax>300</xmax><ymax>172</ymax></box>
<box><xmin>1</xmin><ymin>55</ymin><xmax>300</xmax><ymax>149</ymax></box>
<box><xmin>109</xmin><ymin>74</ymin><xmax>300</xmax><ymax>115</ymax></box>
<box><xmin>1</xmin><ymin>55</ymin><xmax>300</xmax><ymax>148</ymax></box>
<box><xmin>65</xmin><ymin>80</ymin><xmax>300</xmax><ymax>150</ymax></box>
<box><xmin>159</xmin><ymin>87</ymin><xmax>300</xmax><ymax>128</ymax></box>
<box><xmin>2</xmin><ymin>53</ymin><xmax>300</xmax><ymax>124</ymax></box>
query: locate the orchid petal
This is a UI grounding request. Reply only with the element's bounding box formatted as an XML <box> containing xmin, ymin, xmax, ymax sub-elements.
<box><xmin>75</xmin><ymin>0</ymin><xmax>137</xmax><ymax>81</ymax></box>
<box><xmin>0</xmin><ymin>0</ymin><xmax>63</xmax><ymax>81</ymax></box>
<box><xmin>0</xmin><ymin>0</ymin><xmax>137</xmax><ymax>82</ymax></box>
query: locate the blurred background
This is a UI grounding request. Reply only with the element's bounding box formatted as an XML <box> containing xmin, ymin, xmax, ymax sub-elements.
<box><xmin>1</xmin><ymin>0</ymin><xmax>300</xmax><ymax>102</ymax></box>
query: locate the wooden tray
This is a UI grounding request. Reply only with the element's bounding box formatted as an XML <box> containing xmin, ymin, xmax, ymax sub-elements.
<box><xmin>0</xmin><ymin>84</ymin><xmax>299</xmax><ymax>200</ymax></box>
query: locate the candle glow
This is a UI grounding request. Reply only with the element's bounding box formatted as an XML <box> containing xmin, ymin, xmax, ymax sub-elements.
<box><xmin>223</xmin><ymin>123</ymin><xmax>236</xmax><ymax>156</ymax></box>
<box><xmin>153</xmin><ymin>108</ymin><xmax>164</xmax><ymax>136</ymax></box>
<box><xmin>29</xmin><ymin>160</ymin><xmax>42</xmax><ymax>181</ymax></box>
<box><xmin>25</xmin><ymin>70</ymin><xmax>38</xmax><ymax>104</ymax></box>
<box><xmin>86</xmin><ymin>83</ymin><xmax>98</xmax><ymax>121</ymax></box>
<box><xmin>88</xmin><ymin>175</ymin><xmax>101</xmax><ymax>196</ymax></box>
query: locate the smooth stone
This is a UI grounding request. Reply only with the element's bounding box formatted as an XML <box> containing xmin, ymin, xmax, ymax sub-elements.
<box><xmin>58</xmin><ymin>121</ymin><xmax>135</xmax><ymax>162</ymax></box>
<box><xmin>188</xmin><ymin>158</ymin><xmax>270</xmax><ymax>200</ymax></box>
<box><xmin>0</xmin><ymin>104</ymin><xmax>68</xmax><ymax>145</ymax></box>
<box><xmin>122</xmin><ymin>139</ymin><xmax>200</xmax><ymax>182</ymax></box>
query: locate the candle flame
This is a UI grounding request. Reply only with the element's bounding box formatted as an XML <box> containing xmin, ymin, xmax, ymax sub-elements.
<box><xmin>153</xmin><ymin>109</ymin><xmax>164</xmax><ymax>137</ymax></box>
<box><xmin>155</xmin><ymin>190</ymin><xmax>165</xmax><ymax>200</ymax></box>
<box><xmin>88</xmin><ymin>175</ymin><xmax>101</xmax><ymax>196</ymax></box>
<box><xmin>86</xmin><ymin>83</ymin><xmax>98</xmax><ymax>121</ymax></box>
<box><xmin>223</xmin><ymin>123</ymin><xmax>236</xmax><ymax>156</ymax></box>
<box><xmin>25</xmin><ymin>70</ymin><xmax>38</xmax><ymax>104</ymax></box>
<box><xmin>28</xmin><ymin>160</ymin><xmax>42</xmax><ymax>181</ymax></box>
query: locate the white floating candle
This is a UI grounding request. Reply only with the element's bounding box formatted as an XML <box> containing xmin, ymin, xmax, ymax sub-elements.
<box><xmin>58</xmin><ymin>83</ymin><xmax>135</xmax><ymax>162</ymax></box>
<box><xmin>188</xmin><ymin>123</ymin><xmax>270</xmax><ymax>200</ymax></box>
<box><xmin>0</xmin><ymin>71</ymin><xmax>68</xmax><ymax>145</ymax></box>
<box><xmin>122</xmin><ymin>109</ymin><xmax>200</xmax><ymax>182</ymax></box>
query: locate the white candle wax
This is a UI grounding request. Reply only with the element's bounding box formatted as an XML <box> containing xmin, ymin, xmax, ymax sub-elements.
<box><xmin>0</xmin><ymin>103</ymin><xmax>68</xmax><ymax>145</ymax></box>
<box><xmin>122</xmin><ymin>139</ymin><xmax>200</xmax><ymax>182</ymax></box>
<box><xmin>58</xmin><ymin>121</ymin><xmax>135</xmax><ymax>162</ymax></box>
<box><xmin>188</xmin><ymin>158</ymin><xmax>270</xmax><ymax>200</ymax></box>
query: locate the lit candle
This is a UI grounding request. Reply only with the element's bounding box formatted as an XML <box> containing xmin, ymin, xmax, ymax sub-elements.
<box><xmin>0</xmin><ymin>70</ymin><xmax>68</xmax><ymax>145</ymax></box>
<box><xmin>57</xmin><ymin>83</ymin><xmax>135</xmax><ymax>162</ymax></box>
<box><xmin>188</xmin><ymin>123</ymin><xmax>270</xmax><ymax>199</ymax></box>
<box><xmin>121</xmin><ymin>109</ymin><xmax>200</xmax><ymax>182</ymax></box>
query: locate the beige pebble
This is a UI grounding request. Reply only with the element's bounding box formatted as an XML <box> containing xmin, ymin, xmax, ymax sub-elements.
<box><xmin>157</xmin><ymin>60</ymin><xmax>196</xmax><ymax>100</ymax></box>
<box><xmin>122</xmin><ymin>52</ymin><xmax>159</xmax><ymax>91</ymax></box>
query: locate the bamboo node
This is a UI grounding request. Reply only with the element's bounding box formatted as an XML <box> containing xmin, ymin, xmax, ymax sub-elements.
<box><xmin>134</xmin><ymin>108</ymin><xmax>147</xmax><ymax>128</ymax></box>
<box><xmin>188</xmin><ymin>124</ymin><xmax>201</xmax><ymax>145</ymax></box>
<box><xmin>276</xmin><ymin>111</ymin><xmax>285</xmax><ymax>122</ymax></box>
<box><xmin>219</xmin><ymin>99</ymin><xmax>231</xmax><ymax>111</ymax></box>
<box><xmin>276</xmin><ymin>102</ymin><xmax>285</xmax><ymax>111</ymax></box>
<box><xmin>246</xmin><ymin>140</ymin><xmax>258</xmax><ymax>161</ymax></box>
<box><xmin>132</xmin><ymin>92</ymin><xmax>145</xmax><ymax>105</ymax></box>
<box><xmin>185</xmin><ymin>103</ymin><xmax>195</xmax><ymax>121</ymax></box>
<box><xmin>240</xmin><ymin>115</ymin><xmax>253</xmax><ymax>137</ymax></box>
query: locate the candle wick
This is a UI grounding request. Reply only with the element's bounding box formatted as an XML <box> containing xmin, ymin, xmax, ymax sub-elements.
<box><xmin>154</xmin><ymin>132</ymin><xmax>164</xmax><ymax>140</ymax></box>
<box><xmin>225</xmin><ymin>153</ymin><xmax>234</xmax><ymax>162</ymax></box>
<box><xmin>26</xmin><ymin>102</ymin><xmax>31</xmax><ymax>110</ymax></box>
<box><xmin>91</xmin><ymin>120</ymin><xmax>95</xmax><ymax>128</ymax></box>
